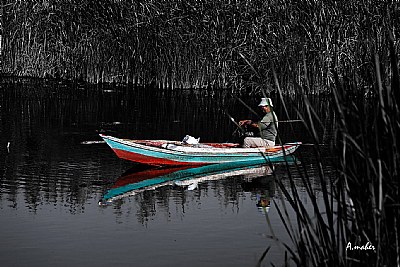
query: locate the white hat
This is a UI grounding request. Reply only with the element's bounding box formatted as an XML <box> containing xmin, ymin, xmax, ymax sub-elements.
<box><xmin>258</xmin><ymin>98</ymin><xmax>273</xmax><ymax>107</ymax></box>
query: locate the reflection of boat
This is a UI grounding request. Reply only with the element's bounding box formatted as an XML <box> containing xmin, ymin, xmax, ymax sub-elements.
<box><xmin>100</xmin><ymin>134</ymin><xmax>301</xmax><ymax>166</ymax></box>
<box><xmin>173</xmin><ymin>164</ymin><xmax>274</xmax><ymax>190</ymax></box>
<box><xmin>99</xmin><ymin>158</ymin><xmax>295</xmax><ymax>204</ymax></box>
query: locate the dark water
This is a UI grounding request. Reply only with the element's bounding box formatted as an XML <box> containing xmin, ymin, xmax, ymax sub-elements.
<box><xmin>0</xmin><ymin>81</ymin><xmax>334</xmax><ymax>267</ymax></box>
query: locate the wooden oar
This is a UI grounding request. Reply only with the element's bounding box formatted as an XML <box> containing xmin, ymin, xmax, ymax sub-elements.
<box><xmin>225</xmin><ymin>111</ymin><xmax>245</xmax><ymax>133</ymax></box>
<box><xmin>230</xmin><ymin>94</ymin><xmax>303</xmax><ymax>124</ymax></box>
<box><xmin>80</xmin><ymin>140</ymin><xmax>106</xmax><ymax>145</ymax></box>
<box><xmin>276</xmin><ymin>119</ymin><xmax>303</xmax><ymax>123</ymax></box>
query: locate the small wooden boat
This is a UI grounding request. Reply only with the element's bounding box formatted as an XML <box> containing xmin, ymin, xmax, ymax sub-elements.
<box><xmin>100</xmin><ymin>134</ymin><xmax>301</xmax><ymax>166</ymax></box>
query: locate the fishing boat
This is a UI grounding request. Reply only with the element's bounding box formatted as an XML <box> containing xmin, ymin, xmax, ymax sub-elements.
<box><xmin>100</xmin><ymin>134</ymin><xmax>301</xmax><ymax>166</ymax></box>
<box><xmin>99</xmin><ymin>159</ymin><xmax>288</xmax><ymax>204</ymax></box>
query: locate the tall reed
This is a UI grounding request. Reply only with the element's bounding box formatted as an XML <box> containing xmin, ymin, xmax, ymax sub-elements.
<box><xmin>1</xmin><ymin>0</ymin><xmax>398</xmax><ymax>91</ymax></box>
<box><xmin>262</xmin><ymin>32</ymin><xmax>400</xmax><ymax>266</ymax></box>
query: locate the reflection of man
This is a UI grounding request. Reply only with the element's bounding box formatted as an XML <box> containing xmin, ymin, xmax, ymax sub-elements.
<box><xmin>256</xmin><ymin>194</ymin><xmax>270</xmax><ymax>208</ymax></box>
<box><xmin>256</xmin><ymin>193</ymin><xmax>271</xmax><ymax>213</ymax></box>
<box><xmin>239</xmin><ymin>98</ymin><xmax>278</xmax><ymax>148</ymax></box>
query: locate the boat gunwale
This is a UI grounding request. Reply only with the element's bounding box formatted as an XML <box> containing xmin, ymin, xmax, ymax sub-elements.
<box><xmin>100</xmin><ymin>134</ymin><xmax>300</xmax><ymax>157</ymax></box>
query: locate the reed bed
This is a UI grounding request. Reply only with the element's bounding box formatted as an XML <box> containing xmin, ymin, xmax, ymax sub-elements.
<box><xmin>259</xmin><ymin>32</ymin><xmax>400</xmax><ymax>266</ymax></box>
<box><xmin>1</xmin><ymin>0</ymin><xmax>399</xmax><ymax>91</ymax></box>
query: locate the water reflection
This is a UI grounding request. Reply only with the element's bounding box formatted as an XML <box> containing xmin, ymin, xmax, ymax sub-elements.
<box><xmin>241</xmin><ymin>175</ymin><xmax>275</xmax><ymax>213</ymax></box>
<box><xmin>99</xmin><ymin>160</ymin><xmax>290</xmax><ymax>207</ymax></box>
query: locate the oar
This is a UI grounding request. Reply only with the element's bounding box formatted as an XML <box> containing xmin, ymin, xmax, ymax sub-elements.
<box><xmin>224</xmin><ymin>111</ymin><xmax>249</xmax><ymax>143</ymax></box>
<box><xmin>230</xmin><ymin>94</ymin><xmax>303</xmax><ymax>124</ymax></box>
<box><xmin>299</xmin><ymin>143</ymin><xmax>328</xmax><ymax>146</ymax></box>
<box><xmin>80</xmin><ymin>140</ymin><xmax>106</xmax><ymax>145</ymax></box>
<box><xmin>276</xmin><ymin>119</ymin><xmax>303</xmax><ymax>123</ymax></box>
<box><xmin>226</xmin><ymin>111</ymin><xmax>303</xmax><ymax>135</ymax></box>
<box><xmin>225</xmin><ymin>111</ymin><xmax>245</xmax><ymax>133</ymax></box>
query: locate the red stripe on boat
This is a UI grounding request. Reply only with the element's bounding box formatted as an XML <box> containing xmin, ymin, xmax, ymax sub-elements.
<box><xmin>112</xmin><ymin>148</ymin><xmax>207</xmax><ymax>166</ymax></box>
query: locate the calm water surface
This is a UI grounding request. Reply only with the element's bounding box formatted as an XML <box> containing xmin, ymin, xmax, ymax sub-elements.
<box><xmin>0</xmin><ymin>81</ymin><xmax>334</xmax><ymax>267</ymax></box>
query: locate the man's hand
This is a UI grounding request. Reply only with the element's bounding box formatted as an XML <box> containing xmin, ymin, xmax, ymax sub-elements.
<box><xmin>239</xmin><ymin>120</ymin><xmax>252</xmax><ymax>126</ymax></box>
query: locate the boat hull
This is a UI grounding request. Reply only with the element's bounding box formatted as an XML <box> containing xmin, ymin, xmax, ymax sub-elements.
<box><xmin>100</xmin><ymin>134</ymin><xmax>300</xmax><ymax>166</ymax></box>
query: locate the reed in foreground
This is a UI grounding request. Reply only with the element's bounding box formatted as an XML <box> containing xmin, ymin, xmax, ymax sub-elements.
<box><xmin>261</xmin><ymin>37</ymin><xmax>400</xmax><ymax>266</ymax></box>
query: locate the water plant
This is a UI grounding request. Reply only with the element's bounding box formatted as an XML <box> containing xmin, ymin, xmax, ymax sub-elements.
<box><xmin>1</xmin><ymin>0</ymin><xmax>399</xmax><ymax>92</ymax></box>
<box><xmin>260</xmin><ymin>32</ymin><xmax>400</xmax><ymax>266</ymax></box>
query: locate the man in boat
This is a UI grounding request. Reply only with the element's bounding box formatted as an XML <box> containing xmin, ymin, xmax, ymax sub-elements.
<box><xmin>239</xmin><ymin>98</ymin><xmax>278</xmax><ymax>148</ymax></box>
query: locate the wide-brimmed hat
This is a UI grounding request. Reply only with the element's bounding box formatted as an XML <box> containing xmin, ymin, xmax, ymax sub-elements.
<box><xmin>258</xmin><ymin>98</ymin><xmax>273</xmax><ymax>107</ymax></box>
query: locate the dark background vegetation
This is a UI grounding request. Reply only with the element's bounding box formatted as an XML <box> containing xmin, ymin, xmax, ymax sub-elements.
<box><xmin>1</xmin><ymin>0</ymin><xmax>399</xmax><ymax>93</ymax></box>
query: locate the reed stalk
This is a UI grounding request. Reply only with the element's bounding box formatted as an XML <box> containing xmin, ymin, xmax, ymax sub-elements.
<box><xmin>262</xmin><ymin>30</ymin><xmax>400</xmax><ymax>266</ymax></box>
<box><xmin>0</xmin><ymin>0</ymin><xmax>398</xmax><ymax>91</ymax></box>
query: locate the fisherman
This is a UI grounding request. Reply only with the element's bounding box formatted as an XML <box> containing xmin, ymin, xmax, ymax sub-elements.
<box><xmin>239</xmin><ymin>98</ymin><xmax>278</xmax><ymax>148</ymax></box>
